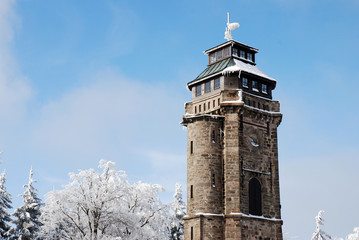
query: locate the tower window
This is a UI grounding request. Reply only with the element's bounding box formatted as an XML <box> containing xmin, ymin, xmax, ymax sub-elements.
<box><xmin>211</xmin><ymin>130</ymin><xmax>215</xmax><ymax>143</ymax></box>
<box><xmin>190</xmin><ymin>185</ymin><xmax>193</xmax><ymax>198</ymax></box>
<box><xmin>203</xmin><ymin>103</ymin><xmax>206</xmax><ymax>111</ymax></box>
<box><xmin>194</xmin><ymin>106</ymin><xmax>197</xmax><ymax>114</ymax></box>
<box><xmin>262</xmin><ymin>84</ymin><xmax>267</xmax><ymax>94</ymax></box>
<box><xmin>217</xmin><ymin>50</ymin><xmax>223</xmax><ymax>60</ymax></box>
<box><xmin>212</xmin><ymin>173</ymin><xmax>216</xmax><ymax>187</ymax></box>
<box><xmin>218</xmin><ymin>98</ymin><xmax>220</xmax><ymax>106</ymax></box>
<box><xmin>191</xmin><ymin>227</ymin><xmax>194</xmax><ymax>240</ymax></box>
<box><xmin>242</xmin><ymin>78</ymin><xmax>248</xmax><ymax>88</ymax></box>
<box><xmin>214</xmin><ymin>78</ymin><xmax>220</xmax><ymax>89</ymax></box>
<box><xmin>190</xmin><ymin>141</ymin><xmax>193</xmax><ymax>154</ymax></box>
<box><xmin>208</xmin><ymin>102</ymin><xmax>210</xmax><ymax>109</ymax></box>
<box><xmin>233</xmin><ymin>48</ymin><xmax>238</xmax><ymax>57</ymax></box>
<box><xmin>240</xmin><ymin>50</ymin><xmax>245</xmax><ymax>58</ymax></box>
<box><xmin>252</xmin><ymin>81</ymin><xmax>258</xmax><ymax>91</ymax></box>
<box><xmin>205</xmin><ymin>82</ymin><xmax>211</xmax><ymax>93</ymax></box>
<box><xmin>213</xmin><ymin>100</ymin><xmax>215</xmax><ymax>107</ymax></box>
<box><xmin>196</xmin><ymin>85</ymin><xmax>202</xmax><ymax>96</ymax></box>
<box><xmin>224</xmin><ymin>47</ymin><xmax>230</xmax><ymax>57</ymax></box>
<box><xmin>210</xmin><ymin>53</ymin><xmax>216</xmax><ymax>63</ymax></box>
<box><xmin>249</xmin><ymin>178</ymin><xmax>262</xmax><ymax>216</ymax></box>
<box><xmin>247</xmin><ymin>53</ymin><xmax>253</xmax><ymax>61</ymax></box>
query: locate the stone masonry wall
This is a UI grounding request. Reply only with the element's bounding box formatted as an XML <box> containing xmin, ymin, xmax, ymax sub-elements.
<box><xmin>241</xmin><ymin>217</ymin><xmax>283</xmax><ymax>240</ymax></box>
<box><xmin>183</xmin><ymin>88</ymin><xmax>283</xmax><ymax>240</ymax></box>
<box><xmin>222</xmin><ymin>105</ymin><xmax>242</xmax><ymax>215</ymax></box>
<box><xmin>187</xmin><ymin>116</ymin><xmax>224</xmax><ymax>215</ymax></box>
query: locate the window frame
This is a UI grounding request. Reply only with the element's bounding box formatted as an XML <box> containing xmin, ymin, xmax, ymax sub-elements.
<box><xmin>210</xmin><ymin>53</ymin><xmax>216</xmax><ymax>64</ymax></box>
<box><xmin>247</xmin><ymin>52</ymin><xmax>253</xmax><ymax>62</ymax></box>
<box><xmin>252</xmin><ymin>81</ymin><xmax>258</xmax><ymax>92</ymax></box>
<box><xmin>240</xmin><ymin>50</ymin><xmax>246</xmax><ymax>59</ymax></box>
<box><xmin>224</xmin><ymin>47</ymin><xmax>230</xmax><ymax>57</ymax></box>
<box><xmin>242</xmin><ymin>77</ymin><xmax>248</xmax><ymax>88</ymax></box>
<box><xmin>233</xmin><ymin>48</ymin><xmax>238</xmax><ymax>57</ymax></box>
<box><xmin>196</xmin><ymin>85</ymin><xmax>202</xmax><ymax>96</ymax></box>
<box><xmin>217</xmin><ymin>50</ymin><xmax>223</xmax><ymax>61</ymax></box>
<box><xmin>214</xmin><ymin>78</ymin><xmax>220</xmax><ymax>89</ymax></box>
<box><xmin>205</xmin><ymin>81</ymin><xmax>211</xmax><ymax>93</ymax></box>
<box><xmin>262</xmin><ymin>84</ymin><xmax>267</xmax><ymax>94</ymax></box>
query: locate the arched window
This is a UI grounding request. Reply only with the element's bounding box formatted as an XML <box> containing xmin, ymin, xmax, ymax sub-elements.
<box><xmin>249</xmin><ymin>178</ymin><xmax>262</xmax><ymax>216</ymax></box>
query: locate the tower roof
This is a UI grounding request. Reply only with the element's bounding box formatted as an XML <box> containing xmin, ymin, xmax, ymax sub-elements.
<box><xmin>187</xmin><ymin>55</ymin><xmax>276</xmax><ymax>90</ymax></box>
<box><xmin>204</xmin><ymin>40</ymin><xmax>258</xmax><ymax>55</ymax></box>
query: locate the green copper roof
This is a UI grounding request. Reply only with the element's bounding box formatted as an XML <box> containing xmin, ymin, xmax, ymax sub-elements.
<box><xmin>193</xmin><ymin>57</ymin><xmax>233</xmax><ymax>82</ymax></box>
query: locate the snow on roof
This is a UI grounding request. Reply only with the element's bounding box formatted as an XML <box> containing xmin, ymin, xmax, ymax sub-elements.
<box><xmin>204</xmin><ymin>40</ymin><xmax>259</xmax><ymax>55</ymax></box>
<box><xmin>222</xmin><ymin>58</ymin><xmax>276</xmax><ymax>82</ymax></box>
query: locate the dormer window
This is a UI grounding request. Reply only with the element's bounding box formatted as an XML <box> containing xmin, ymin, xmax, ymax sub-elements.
<box><xmin>224</xmin><ymin>47</ymin><xmax>230</xmax><ymax>57</ymax></box>
<box><xmin>247</xmin><ymin>53</ymin><xmax>253</xmax><ymax>62</ymax></box>
<box><xmin>242</xmin><ymin>78</ymin><xmax>248</xmax><ymax>88</ymax></box>
<box><xmin>210</xmin><ymin>53</ymin><xmax>216</xmax><ymax>63</ymax></box>
<box><xmin>252</xmin><ymin>81</ymin><xmax>258</xmax><ymax>91</ymax></box>
<box><xmin>233</xmin><ymin>48</ymin><xmax>238</xmax><ymax>57</ymax></box>
<box><xmin>240</xmin><ymin>50</ymin><xmax>245</xmax><ymax>58</ymax></box>
<box><xmin>196</xmin><ymin>85</ymin><xmax>202</xmax><ymax>96</ymax></box>
<box><xmin>205</xmin><ymin>82</ymin><xmax>211</xmax><ymax>93</ymax></box>
<box><xmin>217</xmin><ymin>50</ymin><xmax>223</xmax><ymax>61</ymax></box>
<box><xmin>262</xmin><ymin>84</ymin><xmax>267</xmax><ymax>94</ymax></box>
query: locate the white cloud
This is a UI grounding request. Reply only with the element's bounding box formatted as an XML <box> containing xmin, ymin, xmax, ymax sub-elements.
<box><xmin>0</xmin><ymin>1</ymin><xmax>186</xmax><ymax>209</ymax></box>
<box><xmin>0</xmin><ymin>0</ymin><xmax>32</xmax><ymax>125</ymax></box>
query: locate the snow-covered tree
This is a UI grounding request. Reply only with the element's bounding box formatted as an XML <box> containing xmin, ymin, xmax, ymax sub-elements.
<box><xmin>312</xmin><ymin>210</ymin><xmax>332</xmax><ymax>240</ymax></box>
<box><xmin>0</xmin><ymin>170</ymin><xmax>12</xmax><ymax>239</ymax></box>
<box><xmin>39</xmin><ymin>159</ymin><xmax>173</xmax><ymax>240</ymax></box>
<box><xmin>347</xmin><ymin>227</ymin><xmax>359</xmax><ymax>240</ymax></box>
<box><xmin>169</xmin><ymin>183</ymin><xmax>185</xmax><ymax>240</ymax></box>
<box><xmin>8</xmin><ymin>167</ymin><xmax>42</xmax><ymax>240</ymax></box>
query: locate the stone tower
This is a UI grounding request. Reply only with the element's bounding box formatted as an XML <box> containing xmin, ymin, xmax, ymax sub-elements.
<box><xmin>181</xmin><ymin>37</ymin><xmax>283</xmax><ymax>239</ymax></box>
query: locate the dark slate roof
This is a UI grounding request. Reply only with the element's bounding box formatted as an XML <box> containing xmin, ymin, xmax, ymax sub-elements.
<box><xmin>192</xmin><ymin>58</ymin><xmax>232</xmax><ymax>82</ymax></box>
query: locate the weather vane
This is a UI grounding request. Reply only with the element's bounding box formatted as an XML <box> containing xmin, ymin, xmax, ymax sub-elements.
<box><xmin>224</xmin><ymin>12</ymin><xmax>240</xmax><ymax>41</ymax></box>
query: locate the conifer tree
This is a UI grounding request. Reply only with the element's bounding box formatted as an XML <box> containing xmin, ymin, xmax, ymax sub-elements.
<box><xmin>9</xmin><ymin>167</ymin><xmax>42</xmax><ymax>240</ymax></box>
<box><xmin>312</xmin><ymin>210</ymin><xmax>332</xmax><ymax>240</ymax></box>
<box><xmin>170</xmin><ymin>183</ymin><xmax>186</xmax><ymax>240</ymax></box>
<box><xmin>0</xmin><ymin>170</ymin><xmax>12</xmax><ymax>239</ymax></box>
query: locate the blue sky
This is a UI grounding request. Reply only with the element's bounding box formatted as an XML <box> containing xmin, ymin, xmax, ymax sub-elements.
<box><xmin>0</xmin><ymin>0</ymin><xmax>358</xmax><ymax>239</ymax></box>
